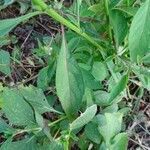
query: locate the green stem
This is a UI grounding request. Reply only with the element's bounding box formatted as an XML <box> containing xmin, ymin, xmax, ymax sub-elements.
<box><xmin>32</xmin><ymin>0</ymin><xmax>103</xmax><ymax>51</ymax></box>
<box><xmin>48</xmin><ymin>116</ymin><xmax>67</xmax><ymax>127</ymax></box>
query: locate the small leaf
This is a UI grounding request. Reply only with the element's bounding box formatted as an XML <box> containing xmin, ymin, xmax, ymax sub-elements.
<box><xmin>1</xmin><ymin>138</ymin><xmax>38</xmax><ymax>150</ymax></box>
<box><xmin>1</xmin><ymin>88</ymin><xmax>35</xmax><ymax>126</ymax></box>
<box><xmin>88</xmin><ymin>3</ymin><xmax>101</xmax><ymax>13</ymax></box>
<box><xmin>108</xmin><ymin>74</ymin><xmax>128</xmax><ymax>104</ymax></box>
<box><xmin>85</xmin><ymin>122</ymin><xmax>101</xmax><ymax>144</ymax></box>
<box><xmin>0</xmin><ymin>119</ymin><xmax>14</xmax><ymax>134</ymax></box>
<box><xmin>94</xmin><ymin>90</ymin><xmax>110</xmax><ymax>106</ymax></box>
<box><xmin>98</xmin><ymin>113</ymin><xmax>123</xmax><ymax>145</ymax></box>
<box><xmin>0</xmin><ymin>50</ymin><xmax>11</xmax><ymax>75</ymax></box>
<box><xmin>35</xmin><ymin>111</ymin><xmax>53</xmax><ymax>141</ymax></box>
<box><xmin>56</xmin><ymin>33</ymin><xmax>84</xmax><ymax>118</ymax></box>
<box><xmin>20</xmin><ymin>85</ymin><xmax>61</xmax><ymax>114</ymax></box>
<box><xmin>70</xmin><ymin>105</ymin><xmax>97</xmax><ymax>131</ymax></box>
<box><xmin>0</xmin><ymin>11</ymin><xmax>41</xmax><ymax>36</ymax></box>
<box><xmin>92</xmin><ymin>61</ymin><xmax>108</xmax><ymax>81</ymax></box>
<box><xmin>109</xmin><ymin>10</ymin><xmax>128</xmax><ymax>47</ymax></box>
<box><xmin>110</xmin><ymin>133</ymin><xmax>128</xmax><ymax>150</ymax></box>
<box><xmin>129</xmin><ymin>0</ymin><xmax>150</xmax><ymax>62</ymax></box>
<box><xmin>81</xmin><ymin>68</ymin><xmax>101</xmax><ymax>90</ymax></box>
<box><xmin>37</xmin><ymin>62</ymin><xmax>56</xmax><ymax>91</ymax></box>
<box><xmin>102</xmin><ymin>104</ymin><xmax>118</xmax><ymax>113</ymax></box>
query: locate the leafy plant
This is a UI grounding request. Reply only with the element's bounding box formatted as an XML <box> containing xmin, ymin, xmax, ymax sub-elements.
<box><xmin>0</xmin><ymin>0</ymin><xmax>149</xmax><ymax>149</ymax></box>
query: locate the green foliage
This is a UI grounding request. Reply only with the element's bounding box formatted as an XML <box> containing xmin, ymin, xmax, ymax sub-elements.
<box><xmin>0</xmin><ymin>11</ymin><xmax>41</xmax><ymax>36</ymax></box>
<box><xmin>1</xmin><ymin>88</ymin><xmax>35</xmax><ymax>126</ymax></box>
<box><xmin>0</xmin><ymin>0</ymin><xmax>149</xmax><ymax>149</ymax></box>
<box><xmin>56</xmin><ymin>33</ymin><xmax>84</xmax><ymax>118</ymax></box>
<box><xmin>0</xmin><ymin>50</ymin><xmax>11</xmax><ymax>75</ymax></box>
<box><xmin>129</xmin><ymin>0</ymin><xmax>150</xmax><ymax>62</ymax></box>
<box><xmin>70</xmin><ymin>105</ymin><xmax>97</xmax><ymax>131</ymax></box>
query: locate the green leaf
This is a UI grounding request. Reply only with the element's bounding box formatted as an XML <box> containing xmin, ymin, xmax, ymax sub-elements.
<box><xmin>0</xmin><ymin>11</ymin><xmax>41</xmax><ymax>36</ymax></box>
<box><xmin>108</xmin><ymin>74</ymin><xmax>128</xmax><ymax>104</ymax></box>
<box><xmin>1</xmin><ymin>138</ymin><xmax>38</xmax><ymax>150</ymax></box>
<box><xmin>81</xmin><ymin>68</ymin><xmax>101</xmax><ymax>90</ymax></box>
<box><xmin>85</xmin><ymin>122</ymin><xmax>101</xmax><ymax>144</ymax></box>
<box><xmin>109</xmin><ymin>10</ymin><xmax>128</xmax><ymax>47</ymax></box>
<box><xmin>92</xmin><ymin>61</ymin><xmax>108</xmax><ymax>81</ymax></box>
<box><xmin>110</xmin><ymin>133</ymin><xmax>128</xmax><ymax>150</ymax></box>
<box><xmin>88</xmin><ymin>3</ymin><xmax>101</xmax><ymax>13</ymax></box>
<box><xmin>94</xmin><ymin>90</ymin><xmax>110</xmax><ymax>106</ymax></box>
<box><xmin>98</xmin><ymin>113</ymin><xmax>123</xmax><ymax>145</ymax></box>
<box><xmin>0</xmin><ymin>50</ymin><xmax>11</xmax><ymax>75</ymax></box>
<box><xmin>48</xmin><ymin>141</ymin><xmax>63</xmax><ymax>150</ymax></box>
<box><xmin>70</xmin><ymin>105</ymin><xmax>97</xmax><ymax>131</ymax></box>
<box><xmin>102</xmin><ymin>104</ymin><xmax>118</xmax><ymax>113</ymax></box>
<box><xmin>0</xmin><ymin>119</ymin><xmax>14</xmax><ymax>134</ymax></box>
<box><xmin>37</xmin><ymin>62</ymin><xmax>56</xmax><ymax>91</ymax></box>
<box><xmin>129</xmin><ymin>0</ymin><xmax>150</xmax><ymax>62</ymax></box>
<box><xmin>56</xmin><ymin>33</ymin><xmax>84</xmax><ymax>118</ymax></box>
<box><xmin>113</xmin><ymin>7</ymin><xmax>138</xmax><ymax>16</ymax></box>
<box><xmin>35</xmin><ymin>111</ymin><xmax>53</xmax><ymax>141</ymax></box>
<box><xmin>1</xmin><ymin>88</ymin><xmax>35</xmax><ymax>126</ymax></box>
<box><xmin>142</xmin><ymin>53</ymin><xmax>150</xmax><ymax>64</ymax></box>
<box><xmin>132</xmin><ymin>65</ymin><xmax>150</xmax><ymax>90</ymax></box>
<box><xmin>20</xmin><ymin>85</ymin><xmax>61</xmax><ymax>114</ymax></box>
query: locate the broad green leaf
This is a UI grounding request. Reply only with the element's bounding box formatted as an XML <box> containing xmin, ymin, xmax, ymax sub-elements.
<box><xmin>48</xmin><ymin>141</ymin><xmax>63</xmax><ymax>150</ymax></box>
<box><xmin>110</xmin><ymin>133</ymin><xmax>128</xmax><ymax>150</ymax></box>
<box><xmin>0</xmin><ymin>50</ymin><xmax>11</xmax><ymax>75</ymax></box>
<box><xmin>85</xmin><ymin>122</ymin><xmax>101</xmax><ymax>144</ymax></box>
<box><xmin>98</xmin><ymin>113</ymin><xmax>123</xmax><ymax>145</ymax></box>
<box><xmin>0</xmin><ymin>119</ymin><xmax>14</xmax><ymax>134</ymax></box>
<box><xmin>1</xmin><ymin>138</ymin><xmax>37</xmax><ymax>150</ymax></box>
<box><xmin>37</xmin><ymin>67</ymin><xmax>49</xmax><ymax>90</ymax></box>
<box><xmin>108</xmin><ymin>74</ymin><xmax>128</xmax><ymax>104</ymax></box>
<box><xmin>132</xmin><ymin>65</ymin><xmax>150</xmax><ymax>90</ymax></box>
<box><xmin>99</xmin><ymin>142</ymin><xmax>107</xmax><ymax>150</ymax></box>
<box><xmin>92</xmin><ymin>61</ymin><xmax>108</xmax><ymax>81</ymax></box>
<box><xmin>39</xmin><ymin>142</ymin><xmax>63</xmax><ymax>150</ymax></box>
<box><xmin>129</xmin><ymin>0</ymin><xmax>150</xmax><ymax>62</ymax></box>
<box><xmin>56</xmin><ymin>33</ymin><xmax>84</xmax><ymax>117</ymax></box>
<box><xmin>109</xmin><ymin>0</ymin><xmax>121</xmax><ymax>8</ymax></box>
<box><xmin>1</xmin><ymin>88</ymin><xmax>35</xmax><ymax>126</ymax></box>
<box><xmin>113</xmin><ymin>7</ymin><xmax>138</xmax><ymax>16</ymax></box>
<box><xmin>102</xmin><ymin>104</ymin><xmax>118</xmax><ymax>113</ymax></box>
<box><xmin>37</xmin><ymin>62</ymin><xmax>56</xmax><ymax>91</ymax></box>
<box><xmin>0</xmin><ymin>11</ymin><xmax>41</xmax><ymax>36</ymax></box>
<box><xmin>88</xmin><ymin>3</ymin><xmax>101</xmax><ymax>13</ymax></box>
<box><xmin>94</xmin><ymin>90</ymin><xmax>110</xmax><ymax>106</ymax></box>
<box><xmin>0</xmin><ymin>35</ymin><xmax>17</xmax><ymax>47</ymax></box>
<box><xmin>109</xmin><ymin>10</ymin><xmax>128</xmax><ymax>47</ymax></box>
<box><xmin>142</xmin><ymin>53</ymin><xmax>150</xmax><ymax>64</ymax></box>
<box><xmin>70</xmin><ymin>105</ymin><xmax>97</xmax><ymax>131</ymax></box>
<box><xmin>20</xmin><ymin>85</ymin><xmax>61</xmax><ymax>114</ymax></box>
<box><xmin>35</xmin><ymin>111</ymin><xmax>53</xmax><ymax>141</ymax></box>
<box><xmin>81</xmin><ymin>68</ymin><xmax>101</xmax><ymax>90</ymax></box>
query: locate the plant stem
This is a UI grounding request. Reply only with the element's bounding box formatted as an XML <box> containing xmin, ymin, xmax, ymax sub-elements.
<box><xmin>32</xmin><ymin>0</ymin><xmax>103</xmax><ymax>51</ymax></box>
<box><xmin>48</xmin><ymin>116</ymin><xmax>67</xmax><ymax>127</ymax></box>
